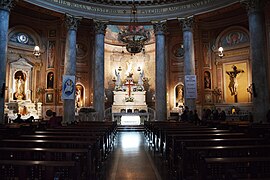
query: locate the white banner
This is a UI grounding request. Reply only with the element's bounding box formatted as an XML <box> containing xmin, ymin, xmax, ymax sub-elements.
<box><xmin>62</xmin><ymin>75</ymin><xmax>75</xmax><ymax>100</ymax></box>
<box><xmin>185</xmin><ymin>75</ymin><xmax>197</xmax><ymax>99</ymax></box>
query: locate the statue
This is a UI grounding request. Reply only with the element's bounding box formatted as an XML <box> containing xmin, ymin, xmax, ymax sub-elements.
<box><xmin>226</xmin><ymin>65</ymin><xmax>244</xmax><ymax>96</ymax></box>
<box><xmin>226</xmin><ymin>65</ymin><xmax>244</xmax><ymax>103</ymax></box>
<box><xmin>138</xmin><ymin>70</ymin><xmax>144</xmax><ymax>86</ymax></box>
<box><xmin>125</xmin><ymin>61</ymin><xmax>133</xmax><ymax>78</ymax></box>
<box><xmin>76</xmin><ymin>88</ymin><xmax>81</xmax><ymax>103</ymax></box>
<box><xmin>15</xmin><ymin>75</ymin><xmax>25</xmax><ymax>100</ymax></box>
<box><xmin>176</xmin><ymin>84</ymin><xmax>184</xmax><ymax>107</ymax></box>
<box><xmin>115</xmin><ymin>69</ymin><xmax>121</xmax><ymax>86</ymax></box>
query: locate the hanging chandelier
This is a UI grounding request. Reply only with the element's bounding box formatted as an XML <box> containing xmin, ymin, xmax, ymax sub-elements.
<box><xmin>118</xmin><ymin>2</ymin><xmax>150</xmax><ymax>54</ymax></box>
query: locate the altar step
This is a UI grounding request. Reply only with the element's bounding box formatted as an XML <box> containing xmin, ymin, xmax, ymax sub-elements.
<box><xmin>117</xmin><ymin>125</ymin><xmax>145</xmax><ymax>132</ymax></box>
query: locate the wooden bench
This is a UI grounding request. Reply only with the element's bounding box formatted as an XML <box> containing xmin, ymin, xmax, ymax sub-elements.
<box><xmin>198</xmin><ymin>157</ymin><xmax>270</xmax><ymax>180</ymax></box>
<box><xmin>0</xmin><ymin>160</ymin><xmax>82</xmax><ymax>180</ymax></box>
<box><xmin>182</xmin><ymin>144</ymin><xmax>270</xmax><ymax>179</ymax></box>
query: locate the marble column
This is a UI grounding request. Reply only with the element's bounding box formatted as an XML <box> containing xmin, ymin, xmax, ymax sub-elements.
<box><xmin>94</xmin><ymin>21</ymin><xmax>107</xmax><ymax>121</ymax></box>
<box><xmin>63</xmin><ymin>14</ymin><xmax>81</xmax><ymax>124</ymax></box>
<box><xmin>242</xmin><ymin>0</ymin><xmax>269</xmax><ymax>122</ymax></box>
<box><xmin>0</xmin><ymin>0</ymin><xmax>14</xmax><ymax>123</ymax></box>
<box><xmin>153</xmin><ymin>21</ymin><xmax>167</xmax><ymax>121</ymax></box>
<box><xmin>179</xmin><ymin>16</ymin><xmax>196</xmax><ymax>111</ymax></box>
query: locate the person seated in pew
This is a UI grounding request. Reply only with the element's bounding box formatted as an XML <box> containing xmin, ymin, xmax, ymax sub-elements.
<box><xmin>25</xmin><ymin>116</ymin><xmax>34</xmax><ymax>123</ymax></box>
<box><xmin>48</xmin><ymin>112</ymin><xmax>61</xmax><ymax>128</ymax></box>
<box><xmin>12</xmin><ymin>114</ymin><xmax>23</xmax><ymax>123</ymax></box>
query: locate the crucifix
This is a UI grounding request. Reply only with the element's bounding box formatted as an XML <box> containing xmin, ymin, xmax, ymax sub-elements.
<box><xmin>125</xmin><ymin>78</ymin><xmax>133</xmax><ymax>97</ymax></box>
<box><xmin>226</xmin><ymin>65</ymin><xmax>244</xmax><ymax>103</ymax></box>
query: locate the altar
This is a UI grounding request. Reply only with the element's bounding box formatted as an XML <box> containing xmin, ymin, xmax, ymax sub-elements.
<box><xmin>111</xmin><ymin>73</ymin><xmax>148</xmax><ymax>125</ymax></box>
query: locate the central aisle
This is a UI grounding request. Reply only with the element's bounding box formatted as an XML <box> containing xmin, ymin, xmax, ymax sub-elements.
<box><xmin>103</xmin><ymin>131</ymin><xmax>162</xmax><ymax>180</ymax></box>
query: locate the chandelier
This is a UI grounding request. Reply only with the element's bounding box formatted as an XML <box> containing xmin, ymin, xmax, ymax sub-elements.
<box><xmin>118</xmin><ymin>2</ymin><xmax>150</xmax><ymax>54</ymax></box>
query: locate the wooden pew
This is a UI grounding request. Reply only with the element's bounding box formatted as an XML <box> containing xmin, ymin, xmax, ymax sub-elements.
<box><xmin>198</xmin><ymin>157</ymin><xmax>270</xmax><ymax>180</ymax></box>
<box><xmin>0</xmin><ymin>160</ymin><xmax>82</xmax><ymax>180</ymax></box>
<box><xmin>182</xmin><ymin>144</ymin><xmax>270</xmax><ymax>179</ymax></box>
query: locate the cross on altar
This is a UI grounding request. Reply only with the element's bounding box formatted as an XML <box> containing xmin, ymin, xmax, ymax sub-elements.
<box><xmin>125</xmin><ymin>78</ymin><xmax>133</xmax><ymax>97</ymax></box>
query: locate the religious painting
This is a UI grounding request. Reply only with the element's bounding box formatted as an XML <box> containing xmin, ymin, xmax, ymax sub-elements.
<box><xmin>224</xmin><ymin>62</ymin><xmax>248</xmax><ymax>103</ymax></box>
<box><xmin>47</xmin><ymin>41</ymin><xmax>56</xmax><ymax>68</ymax></box>
<box><xmin>45</xmin><ymin>93</ymin><xmax>54</xmax><ymax>104</ymax></box>
<box><xmin>60</xmin><ymin>40</ymin><xmax>65</xmax><ymax>66</ymax></box>
<box><xmin>219</xmin><ymin>30</ymin><xmax>249</xmax><ymax>48</ymax></box>
<box><xmin>175</xmin><ymin>83</ymin><xmax>184</xmax><ymax>108</ymax></box>
<box><xmin>203</xmin><ymin>43</ymin><xmax>211</xmax><ymax>68</ymax></box>
<box><xmin>204</xmin><ymin>71</ymin><xmax>211</xmax><ymax>89</ymax></box>
<box><xmin>13</xmin><ymin>70</ymin><xmax>26</xmax><ymax>100</ymax></box>
<box><xmin>75</xmin><ymin>84</ymin><xmax>84</xmax><ymax>108</ymax></box>
<box><xmin>47</xmin><ymin>72</ymin><xmax>54</xmax><ymax>89</ymax></box>
<box><xmin>62</xmin><ymin>75</ymin><xmax>75</xmax><ymax>100</ymax></box>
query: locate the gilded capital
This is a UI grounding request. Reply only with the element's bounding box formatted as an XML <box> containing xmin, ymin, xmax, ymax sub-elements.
<box><xmin>0</xmin><ymin>0</ymin><xmax>15</xmax><ymax>11</ymax></box>
<box><xmin>94</xmin><ymin>21</ymin><xmax>107</xmax><ymax>35</ymax></box>
<box><xmin>179</xmin><ymin>16</ymin><xmax>194</xmax><ymax>32</ymax></box>
<box><xmin>65</xmin><ymin>13</ymin><xmax>82</xmax><ymax>31</ymax></box>
<box><xmin>152</xmin><ymin>21</ymin><xmax>167</xmax><ymax>35</ymax></box>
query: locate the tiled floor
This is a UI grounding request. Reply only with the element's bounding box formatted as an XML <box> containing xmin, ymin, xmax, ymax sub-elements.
<box><xmin>102</xmin><ymin>131</ymin><xmax>169</xmax><ymax>180</ymax></box>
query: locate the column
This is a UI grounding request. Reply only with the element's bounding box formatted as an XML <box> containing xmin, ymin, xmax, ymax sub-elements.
<box><xmin>153</xmin><ymin>21</ymin><xmax>167</xmax><ymax>121</ymax></box>
<box><xmin>94</xmin><ymin>21</ymin><xmax>107</xmax><ymax>121</ymax></box>
<box><xmin>179</xmin><ymin>16</ymin><xmax>196</xmax><ymax>111</ymax></box>
<box><xmin>242</xmin><ymin>0</ymin><xmax>269</xmax><ymax>122</ymax></box>
<box><xmin>0</xmin><ymin>0</ymin><xmax>14</xmax><ymax>123</ymax></box>
<box><xmin>63</xmin><ymin>14</ymin><xmax>81</xmax><ymax>124</ymax></box>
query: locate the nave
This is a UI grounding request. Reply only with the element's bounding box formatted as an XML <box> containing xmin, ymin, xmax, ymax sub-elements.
<box><xmin>102</xmin><ymin>131</ymin><xmax>167</xmax><ymax>180</ymax></box>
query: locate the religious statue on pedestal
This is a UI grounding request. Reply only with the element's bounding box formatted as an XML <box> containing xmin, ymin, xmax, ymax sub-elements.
<box><xmin>14</xmin><ymin>71</ymin><xmax>26</xmax><ymax>100</ymax></box>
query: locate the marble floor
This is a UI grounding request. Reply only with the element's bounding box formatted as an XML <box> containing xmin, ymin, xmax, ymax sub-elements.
<box><xmin>102</xmin><ymin>131</ymin><xmax>169</xmax><ymax>180</ymax></box>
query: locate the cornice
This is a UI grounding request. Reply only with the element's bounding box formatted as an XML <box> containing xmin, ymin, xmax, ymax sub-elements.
<box><xmin>24</xmin><ymin>0</ymin><xmax>239</xmax><ymax>22</ymax></box>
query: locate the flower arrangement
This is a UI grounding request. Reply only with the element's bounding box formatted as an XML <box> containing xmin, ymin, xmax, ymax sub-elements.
<box><xmin>125</xmin><ymin>96</ymin><xmax>134</xmax><ymax>102</ymax></box>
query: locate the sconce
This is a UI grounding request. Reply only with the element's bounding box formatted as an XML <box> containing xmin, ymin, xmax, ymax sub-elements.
<box><xmin>218</xmin><ymin>46</ymin><xmax>224</xmax><ymax>58</ymax></box>
<box><xmin>137</xmin><ymin>66</ymin><xmax>141</xmax><ymax>71</ymax></box>
<box><xmin>118</xmin><ymin>66</ymin><xmax>122</xmax><ymax>71</ymax></box>
<box><xmin>33</xmin><ymin>45</ymin><xmax>41</xmax><ymax>58</ymax></box>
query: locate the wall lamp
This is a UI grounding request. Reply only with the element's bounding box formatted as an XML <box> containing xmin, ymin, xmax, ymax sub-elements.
<box><xmin>218</xmin><ymin>46</ymin><xmax>224</xmax><ymax>58</ymax></box>
<box><xmin>33</xmin><ymin>45</ymin><xmax>41</xmax><ymax>58</ymax></box>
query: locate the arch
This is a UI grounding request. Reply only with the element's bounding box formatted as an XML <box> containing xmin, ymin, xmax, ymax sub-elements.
<box><xmin>215</xmin><ymin>26</ymin><xmax>250</xmax><ymax>50</ymax></box>
<box><xmin>47</xmin><ymin>72</ymin><xmax>54</xmax><ymax>89</ymax></box>
<box><xmin>8</xmin><ymin>25</ymin><xmax>44</xmax><ymax>52</ymax></box>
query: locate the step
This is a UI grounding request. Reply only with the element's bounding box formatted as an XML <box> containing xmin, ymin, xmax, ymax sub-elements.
<box><xmin>117</xmin><ymin>125</ymin><xmax>145</xmax><ymax>132</ymax></box>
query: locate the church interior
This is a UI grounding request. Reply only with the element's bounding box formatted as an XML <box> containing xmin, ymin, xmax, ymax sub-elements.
<box><xmin>0</xmin><ymin>0</ymin><xmax>270</xmax><ymax>179</ymax></box>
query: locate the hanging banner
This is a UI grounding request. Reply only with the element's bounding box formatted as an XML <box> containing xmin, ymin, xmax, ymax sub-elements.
<box><xmin>62</xmin><ymin>75</ymin><xmax>75</xmax><ymax>100</ymax></box>
<box><xmin>185</xmin><ymin>75</ymin><xmax>197</xmax><ymax>98</ymax></box>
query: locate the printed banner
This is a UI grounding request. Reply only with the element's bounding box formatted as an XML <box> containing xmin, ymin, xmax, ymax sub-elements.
<box><xmin>184</xmin><ymin>75</ymin><xmax>197</xmax><ymax>99</ymax></box>
<box><xmin>62</xmin><ymin>75</ymin><xmax>75</xmax><ymax>100</ymax></box>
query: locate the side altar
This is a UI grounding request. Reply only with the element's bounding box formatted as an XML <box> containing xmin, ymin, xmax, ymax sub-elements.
<box><xmin>111</xmin><ymin>69</ymin><xmax>148</xmax><ymax>125</ymax></box>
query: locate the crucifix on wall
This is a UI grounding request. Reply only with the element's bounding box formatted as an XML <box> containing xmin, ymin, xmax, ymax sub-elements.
<box><xmin>226</xmin><ymin>65</ymin><xmax>244</xmax><ymax>103</ymax></box>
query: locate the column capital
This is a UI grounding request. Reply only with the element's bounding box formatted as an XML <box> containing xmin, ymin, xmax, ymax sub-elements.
<box><xmin>240</xmin><ymin>0</ymin><xmax>265</xmax><ymax>14</ymax></box>
<box><xmin>0</xmin><ymin>0</ymin><xmax>15</xmax><ymax>11</ymax></box>
<box><xmin>94</xmin><ymin>20</ymin><xmax>107</xmax><ymax>35</ymax></box>
<box><xmin>179</xmin><ymin>16</ymin><xmax>194</xmax><ymax>32</ymax></box>
<box><xmin>65</xmin><ymin>13</ymin><xmax>82</xmax><ymax>31</ymax></box>
<box><xmin>152</xmin><ymin>20</ymin><xmax>167</xmax><ymax>35</ymax></box>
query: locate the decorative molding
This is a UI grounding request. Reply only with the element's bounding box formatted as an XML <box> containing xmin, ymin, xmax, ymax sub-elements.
<box><xmin>179</xmin><ymin>16</ymin><xmax>194</xmax><ymax>32</ymax></box>
<box><xmin>0</xmin><ymin>0</ymin><xmax>15</xmax><ymax>11</ymax></box>
<box><xmin>24</xmin><ymin>0</ymin><xmax>239</xmax><ymax>22</ymax></box>
<box><xmin>152</xmin><ymin>21</ymin><xmax>167</xmax><ymax>35</ymax></box>
<box><xmin>64</xmin><ymin>13</ymin><xmax>82</xmax><ymax>31</ymax></box>
<box><xmin>94</xmin><ymin>20</ymin><xmax>107</xmax><ymax>35</ymax></box>
<box><xmin>240</xmin><ymin>0</ymin><xmax>265</xmax><ymax>14</ymax></box>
